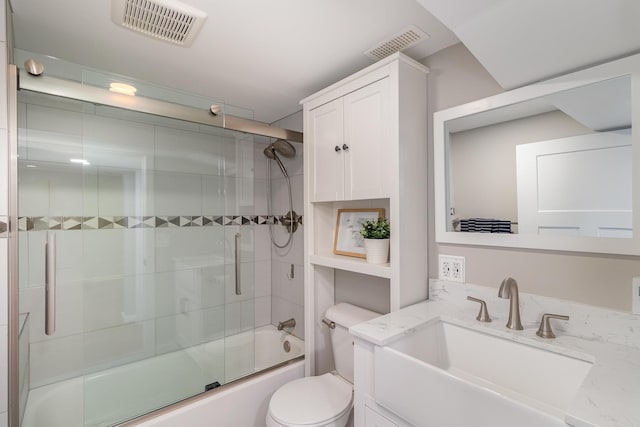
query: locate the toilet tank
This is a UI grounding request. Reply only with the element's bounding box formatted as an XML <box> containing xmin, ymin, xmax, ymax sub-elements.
<box><xmin>325</xmin><ymin>303</ymin><xmax>380</xmax><ymax>383</ymax></box>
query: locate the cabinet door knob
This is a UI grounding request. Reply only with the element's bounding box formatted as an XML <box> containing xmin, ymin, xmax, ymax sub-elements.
<box><xmin>334</xmin><ymin>145</ymin><xmax>341</xmax><ymax>152</ymax></box>
<box><xmin>342</xmin><ymin>144</ymin><xmax>349</xmax><ymax>151</ymax></box>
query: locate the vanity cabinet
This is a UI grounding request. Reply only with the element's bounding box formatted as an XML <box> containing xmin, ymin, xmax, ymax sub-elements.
<box><xmin>302</xmin><ymin>52</ymin><xmax>429</xmax><ymax>378</ymax></box>
<box><xmin>309</xmin><ymin>77</ymin><xmax>390</xmax><ymax>202</ymax></box>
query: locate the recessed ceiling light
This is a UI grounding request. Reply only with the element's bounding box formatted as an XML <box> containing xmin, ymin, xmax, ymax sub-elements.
<box><xmin>109</xmin><ymin>82</ymin><xmax>137</xmax><ymax>96</ymax></box>
<box><xmin>25</xmin><ymin>164</ymin><xmax>37</xmax><ymax>168</ymax></box>
<box><xmin>70</xmin><ymin>158</ymin><xmax>91</xmax><ymax>166</ymax></box>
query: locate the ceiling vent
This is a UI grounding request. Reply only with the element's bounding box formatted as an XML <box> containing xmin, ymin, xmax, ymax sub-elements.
<box><xmin>365</xmin><ymin>25</ymin><xmax>430</xmax><ymax>61</ymax></box>
<box><xmin>111</xmin><ymin>0</ymin><xmax>207</xmax><ymax>47</ymax></box>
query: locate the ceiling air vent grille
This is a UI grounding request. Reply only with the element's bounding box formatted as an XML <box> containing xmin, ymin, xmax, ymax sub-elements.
<box><xmin>111</xmin><ymin>0</ymin><xmax>207</xmax><ymax>47</ymax></box>
<box><xmin>365</xmin><ymin>25</ymin><xmax>430</xmax><ymax>61</ymax></box>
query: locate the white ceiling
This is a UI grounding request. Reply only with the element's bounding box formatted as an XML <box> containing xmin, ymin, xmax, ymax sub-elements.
<box><xmin>416</xmin><ymin>0</ymin><xmax>640</xmax><ymax>89</ymax></box>
<box><xmin>12</xmin><ymin>1</ymin><xmax>640</xmax><ymax>125</ymax></box>
<box><xmin>10</xmin><ymin>0</ymin><xmax>459</xmax><ymax>123</ymax></box>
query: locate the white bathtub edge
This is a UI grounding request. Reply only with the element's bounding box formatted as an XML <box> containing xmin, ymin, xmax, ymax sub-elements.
<box><xmin>131</xmin><ymin>359</ymin><xmax>305</xmax><ymax>427</ymax></box>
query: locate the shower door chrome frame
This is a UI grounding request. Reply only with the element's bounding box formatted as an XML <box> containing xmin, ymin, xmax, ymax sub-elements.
<box><xmin>18</xmin><ymin>71</ymin><xmax>304</xmax><ymax>143</ymax></box>
<box><xmin>7</xmin><ymin>64</ymin><xmax>20</xmax><ymax>427</ymax></box>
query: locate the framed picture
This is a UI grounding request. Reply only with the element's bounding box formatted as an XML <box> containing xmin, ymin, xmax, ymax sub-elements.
<box><xmin>333</xmin><ymin>208</ymin><xmax>385</xmax><ymax>258</ymax></box>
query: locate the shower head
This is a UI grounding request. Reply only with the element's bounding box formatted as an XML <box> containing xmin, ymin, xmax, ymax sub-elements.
<box><xmin>264</xmin><ymin>139</ymin><xmax>296</xmax><ymax>159</ymax></box>
<box><xmin>264</xmin><ymin>139</ymin><xmax>295</xmax><ymax>178</ymax></box>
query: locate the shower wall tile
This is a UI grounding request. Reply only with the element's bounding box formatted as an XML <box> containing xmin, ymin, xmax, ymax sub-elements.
<box><xmin>154</xmin><ymin>266</ymin><xmax>225</xmax><ymax>318</ymax></box>
<box><xmin>271</xmin><ymin>175</ymin><xmax>304</xmax><ymax>214</ymax></box>
<box><xmin>155</xmin><ymin>126</ymin><xmax>224</xmax><ymax>175</ymax></box>
<box><xmin>30</xmin><ymin>333</ymin><xmax>84</xmax><ymax>388</ymax></box>
<box><xmin>15</xmin><ymin>244</ymin><xmax>28</xmax><ymax>294</ymax></box>
<box><xmin>253</xmin><ymin>142</ymin><xmax>269</xmax><ymax>181</ymax></box>
<box><xmin>225</xmin><ymin>300</ymin><xmax>255</xmax><ymax>337</ymax></box>
<box><xmin>254</xmin><ymin>260</ymin><xmax>271</xmax><ymax>298</ymax></box>
<box><xmin>254</xmin><ymin>178</ymin><xmax>268</xmax><ymax>214</ymax></box>
<box><xmin>83</xmin><ymin>275</ymin><xmax>156</xmax><ymax>332</ymax></box>
<box><xmin>254</xmin><ymin>296</ymin><xmax>271</xmax><ymax>327</ymax></box>
<box><xmin>53</xmin><ymin>230</ymin><xmax>84</xmax><ymax>284</ymax></box>
<box><xmin>155</xmin><ymin>227</ymin><xmax>224</xmax><ymax>273</ymax></box>
<box><xmin>155</xmin><ymin>306</ymin><xmax>225</xmax><ymax>355</ymax></box>
<box><xmin>254</xmin><ymin>226</ymin><xmax>271</xmax><ymax>262</ymax></box>
<box><xmin>98</xmin><ymin>168</ymin><xmax>154</xmax><ymax>217</ymax></box>
<box><xmin>24</xmin><ymin>104</ymin><xmax>82</xmax><ymax>163</ymax></box>
<box><xmin>18</xmin><ymin>165</ymin><xmax>86</xmax><ymax>217</ymax></box>
<box><xmin>271</xmin><ymin>296</ymin><xmax>304</xmax><ymax>340</ymax></box>
<box><xmin>83</xmin><ymin>229</ymin><xmax>155</xmax><ymax>279</ymax></box>
<box><xmin>82</xmin><ymin>114</ymin><xmax>155</xmax><ymax>170</ymax></box>
<box><xmin>20</xmin><ymin>283</ymin><xmax>84</xmax><ymax>342</ymax></box>
<box><xmin>202</xmin><ymin>174</ymin><xmax>224</xmax><ymax>214</ymax></box>
<box><xmin>224</xmin><ymin>177</ymin><xmax>255</xmax><ymax>216</ymax></box>
<box><xmin>272</xmin><ymin>260</ymin><xmax>304</xmax><ymax>307</ymax></box>
<box><xmin>271</xmin><ymin>224</ymin><xmax>304</xmax><ymax>266</ymax></box>
<box><xmin>154</xmin><ymin>171</ymin><xmax>201</xmax><ymax>216</ymax></box>
<box><xmin>83</xmin><ymin>320</ymin><xmax>156</xmax><ymax>374</ymax></box>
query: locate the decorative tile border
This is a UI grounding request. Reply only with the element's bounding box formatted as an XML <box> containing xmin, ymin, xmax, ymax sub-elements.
<box><xmin>17</xmin><ymin>215</ymin><xmax>303</xmax><ymax>231</ymax></box>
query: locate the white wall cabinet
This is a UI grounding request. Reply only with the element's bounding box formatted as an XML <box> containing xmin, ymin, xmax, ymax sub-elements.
<box><xmin>302</xmin><ymin>53</ymin><xmax>429</xmax><ymax>380</ymax></box>
<box><xmin>310</xmin><ymin>78</ymin><xmax>390</xmax><ymax>202</ymax></box>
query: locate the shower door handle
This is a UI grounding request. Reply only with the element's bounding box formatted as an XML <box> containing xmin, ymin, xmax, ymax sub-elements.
<box><xmin>45</xmin><ymin>233</ymin><xmax>57</xmax><ymax>335</ymax></box>
<box><xmin>235</xmin><ymin>233</ymin><xmax>241</xmax><ymax>295</ymax></box>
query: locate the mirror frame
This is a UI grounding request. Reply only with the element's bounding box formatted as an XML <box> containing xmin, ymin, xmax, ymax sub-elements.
<box><xmin>434</xmin><ymin>53</ymin><xmax>640</xmax><ymax>255</ymax></box>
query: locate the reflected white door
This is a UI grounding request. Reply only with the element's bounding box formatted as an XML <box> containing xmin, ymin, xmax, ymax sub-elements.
<box><xmin>516</xmin><ymin>130</ymin><xmax>632</xmax><ymax>238</ymax></box>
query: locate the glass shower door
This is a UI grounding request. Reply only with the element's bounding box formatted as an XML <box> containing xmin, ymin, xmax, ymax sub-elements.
<box><xmin>17</xmin><ymin>88</ymin><xmax>256</xmax><ymax>426</ymax></box>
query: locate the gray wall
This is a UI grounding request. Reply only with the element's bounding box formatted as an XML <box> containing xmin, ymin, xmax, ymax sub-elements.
<box><xmin>422</xmin><ymin>43</ymin><xmax>640</xmax><ymax>311</ymax></box>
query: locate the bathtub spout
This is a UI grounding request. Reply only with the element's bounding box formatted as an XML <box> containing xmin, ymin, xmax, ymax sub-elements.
<box><xmin>277</xmin><ymin>318</ymin><xmax>296</xmax><ymax>331</ymax></box>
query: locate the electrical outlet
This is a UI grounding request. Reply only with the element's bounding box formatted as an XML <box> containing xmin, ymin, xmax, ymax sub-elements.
<box><xmin>633</xmin><ymin>277</ymin><xmax>640</xmax><ymax>314</ymax></box>
<box><xmin>438</xmin><ymin>255</ymin><xmax>465</xmax><ymax>283</ymax></box>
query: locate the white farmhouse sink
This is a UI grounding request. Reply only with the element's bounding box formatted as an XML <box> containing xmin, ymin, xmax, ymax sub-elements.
<box><xmin>374</xmin><ymin>318</ymin><xmax>593</xmax><ymax>427</ymax></box>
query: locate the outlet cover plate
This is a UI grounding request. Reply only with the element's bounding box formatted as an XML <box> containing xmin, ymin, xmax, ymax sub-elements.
<box><xmin>439</xmin><ymin>255</ymin><xmax>465</xmax><ymax>283</ymax></box>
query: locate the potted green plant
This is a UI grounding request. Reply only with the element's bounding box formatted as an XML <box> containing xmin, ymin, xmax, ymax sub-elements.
<box><xmin>360</xmin><ymin>218</ymin><xmax>390</xmax><ymax>264</ymax></box>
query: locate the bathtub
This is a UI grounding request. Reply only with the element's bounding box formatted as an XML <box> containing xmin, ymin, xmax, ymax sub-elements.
<box><xmin>22</xmin><ymin>325</ymin><xmax>304</xmax><ymax>427</ymax></box>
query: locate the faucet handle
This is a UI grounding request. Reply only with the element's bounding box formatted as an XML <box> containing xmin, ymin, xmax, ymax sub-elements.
<box><xmin>536</xmin><ymin>313</ymin><xmax>569</xmax><ymax>339</ymax></box>
<box><xmin>467</xmin><ymin>296</ymin><xmax>492</xmax><ymax>322</ymax></box>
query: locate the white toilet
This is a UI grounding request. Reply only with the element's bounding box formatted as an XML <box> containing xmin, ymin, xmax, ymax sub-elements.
<box><xmin>266</xmin><ymin>303</ymin><xmax>380</xmax><ymax>427</ymax></box>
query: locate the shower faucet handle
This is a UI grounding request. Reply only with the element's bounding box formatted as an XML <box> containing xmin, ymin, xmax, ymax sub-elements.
<box><xmin>334</xmin><ymin>145</ymin><xmax>341</xmax><ymax>152</ymax></box>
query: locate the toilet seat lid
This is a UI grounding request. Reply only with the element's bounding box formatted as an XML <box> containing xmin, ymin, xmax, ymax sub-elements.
<box><xmin>269</xmin><ymin>373</ymin><xmax>352</xmax><ymax>426</ymax></box>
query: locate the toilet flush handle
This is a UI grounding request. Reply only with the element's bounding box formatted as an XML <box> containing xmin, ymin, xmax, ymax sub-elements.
<box><xmin>321</xmin><ymin>318</ymin><xmax>335</xmax><ymax>329</ymax></box>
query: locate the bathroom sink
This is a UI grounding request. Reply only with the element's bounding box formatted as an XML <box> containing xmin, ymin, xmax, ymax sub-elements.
<box><xmin>374</xmin><ymin>318</ymin><xmax>593</xmax><ymax>427</ymax></box>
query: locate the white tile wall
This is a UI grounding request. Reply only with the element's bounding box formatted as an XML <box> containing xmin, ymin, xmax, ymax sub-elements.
<box><xmin>82</xmin><ymin>114</ymin><xmax>155</xmax><ymax>170</ymax></box>
<box><xmin>155</xmin><ymin>228</ymin><xmax>224</xmax><ymax>272</ymax></box>
<box><xmin>154</xmin><ymin>172</ymin><xmax>201</xmax><ymax>215</ymax></box>
<box><xmin>155</xmin><ymin>126</ymin><xmax>223</xmax><ymax>175</ymax></box>
<box><xmin>98</xmin><ymin>168</ymin><xmax>154</xmax><ymax>216</ymax></box>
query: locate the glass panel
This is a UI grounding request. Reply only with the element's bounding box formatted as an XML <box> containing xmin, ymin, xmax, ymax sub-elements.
<box><xmin>18</xmin><ymin>89</ymin><xmax>257</xmax><ymax>426</ymax></box>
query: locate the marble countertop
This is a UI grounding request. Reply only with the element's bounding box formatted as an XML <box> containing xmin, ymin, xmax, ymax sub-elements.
<box><xmin>350</xmin><ymin>280</ymin><xmax>640</xmax><ymax>427</ymax></box>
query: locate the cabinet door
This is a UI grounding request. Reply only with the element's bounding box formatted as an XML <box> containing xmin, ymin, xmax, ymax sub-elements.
<box><xmin>310</xmin><ymin>97</ymin><xmax>345</xmax><ymax>202</ymax></box>
<box><xmin>344</xmin><ymin>77</ymin><xmax>390</xmax><ymax>200</ymax></box>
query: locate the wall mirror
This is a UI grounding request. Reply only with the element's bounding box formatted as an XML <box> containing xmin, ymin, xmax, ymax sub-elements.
<box><xmin>434</xmin><ymin>54</ymin><xmax>640</xmax><ymax>255</ymax></box>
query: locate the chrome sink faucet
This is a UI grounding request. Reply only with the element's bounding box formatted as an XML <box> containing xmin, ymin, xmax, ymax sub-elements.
<box><xmin>498</xmin><ymin>277</ymin><xmax>523</xmax><ymax>330</ymax></box>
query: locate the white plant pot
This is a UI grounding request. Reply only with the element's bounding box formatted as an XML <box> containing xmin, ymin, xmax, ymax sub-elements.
<box><xmin>363</xmin><ymin>238</ymin><xmax>390</xmax><ymax>264</ymax></box>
